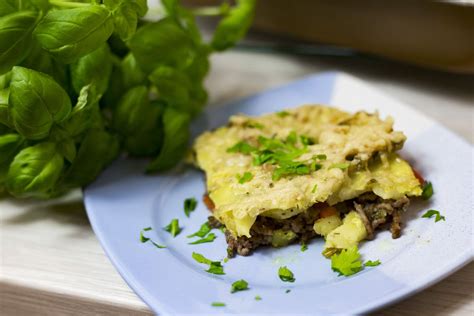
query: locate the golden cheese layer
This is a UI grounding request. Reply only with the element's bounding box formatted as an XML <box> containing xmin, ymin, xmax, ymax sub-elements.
<box><xmin>193</xmin><ymin>105</ymin><xmax>422</xmax><ymax>237</ymax></box>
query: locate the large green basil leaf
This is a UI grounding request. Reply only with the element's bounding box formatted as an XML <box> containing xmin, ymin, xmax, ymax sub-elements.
<box><xmin>121</xmin><ymin>53</ymin><xmax>146</xmax><ymax>89</ymax></box>
<box><xmin>70</xmin><ymin>44</ymin><xmax>112</xmax><ymax>96</ymax></box>
<box><xmin>128</xmin><ymin>18</ymin><xmax>195</xmax><ymax>74</ymax></box>
<box><xmin>6</xmin><ymin>142</ymin><xmax>64</xmax><ymax>198</ymax></box>
<box><xmin>0</xmin><ymin>133</ymin><xmax>24</xmax><ymax>183</ymax></box>
<box><xmin>147</xmin><ymin>107</ymin><xmax>189</xmax><ymax>172</ymax></box>
<box><xmin>0</xmin><ymin>11</ymin><xmax>38</xmax><ymax>75</ymax></box>
<box><xmin>9</xmin><ymin>66</ymin><xmax>72</xmax><ymax>139</ymax></box>
<box><xmin>149</xmin><ymin>66</ymin><xmax>190</xmax><ymax>110</ymax></box>
<box><xmin>211</xmin><ymin>0</ymin><xmax>255</xmax><ymax>51</ymax></box>
<box><xmin>62</xmin><ymin>84</ymin><xmax>101</xmax><ymax>137</ymax></box>
<box><xmin>0</xmin><ymin>1</ymin><xmax>17</xmax><ymax>16</ymax></box>
<box><xmin>105</xmin><ymin>0</ymin><xmax>147</xmax><ymax>41</ymax></box>
<box><xmin>113</xmin><ymin>86</ymin><xmax>163</xmax><ymax>156</ymax></box>
<box><xmin>63</xmin><ymin>129</ymin><xmax>119</xmax><ymax>187</ymax></box>
<box><xmin>21</xmin><ymin>43</ymin><xmax>69</xmax><ymax>90</ymax></box>
<box><xmin>34</xmin><ymin>6</ymin><xmax>114</xmax><ymax>63</ymax></box>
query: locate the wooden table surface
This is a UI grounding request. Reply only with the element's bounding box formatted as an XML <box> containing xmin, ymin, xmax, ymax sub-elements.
<box><xmin>1</xmin><ymin>50</ymin><xmax>473</xmax><ymax>315</ymax></box>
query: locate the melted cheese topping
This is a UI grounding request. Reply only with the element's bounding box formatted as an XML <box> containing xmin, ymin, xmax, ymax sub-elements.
<box><xmin>193</xmin><ymin>105</ymin><xmax>422</xmax><ymax>237</ymax></box>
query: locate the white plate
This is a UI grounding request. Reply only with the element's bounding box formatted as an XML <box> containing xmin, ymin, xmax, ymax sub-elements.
<box><xmin>84</xmin><ymin>72</ymin><xmax>473</xmax><ymax>315</ymax></box>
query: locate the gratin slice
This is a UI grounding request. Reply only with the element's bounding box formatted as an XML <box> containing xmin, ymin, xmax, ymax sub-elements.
<box><xmin>192</xmin><ymin>105</ymin><xmax>422</xmax><ymax>256</ymax></box>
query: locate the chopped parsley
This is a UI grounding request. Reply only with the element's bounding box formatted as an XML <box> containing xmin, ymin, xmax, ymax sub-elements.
<box><xmin>237</xmin><ymin>171</ymin><xmax>253</xmax><ymax>184</ymax></box>
<box><xmin>278</xmin><ymin>266</ymin><xmax>295</xmax><ymax>282</ymax></box>
<box><xmin>188</xmin><ymin>233</ymin><xmax>217</xmax><ymax>244</ymax></box>
<box><xmin>227</xmin><ymin>133</ymin><xmax>325</xmax><ymax>181</ymax></box>
<box><xmin>422</xmin><ymin>209</ymin><xmax>445</xmax><ymax>222</ymax></box>
<box><xmin>254</xmin><ymin>295</ymin><xmax>262</xmax><ymax>301</ymax></box>
<box><xmin>164</xmin><ymin>219</ymin><xmax>182</xmax><ymax>237</ymax></box>
<box><xmin>223</xmin><ymin>257</ymin><xmax>229</xmax><ymax>263</ymax></box>
<box><xmin>244</xmin><ymin>121</ymin><xmax>264</xmax><ymax>129</ymax></box>
<box><xmin>226</xmin><ymin>141</ymin><xmax>257</xmax><ymax>154</ymax></box>
<box><xmin>301</xmin><ymin>242</ymin><xmax>308</xmax><ymax>252</ymax></box>
<box><xmin>230</xmin><ymin>279</ymin><xmax>249</xmax><ymax>293</ymax></box>
<box><xmin>285</xmin><ymin>289</ymin><xmax>291</xmax><ymax>293</ymax></box>
<box><xmin>184</xmin><ymin>197</ymin><xmax>197</xmax><ymax>217</ymax></box>
<box><xmin>211</xmin><ymin>302</ymin><xmax>226</xmax><ymax>307</ymax></box>
<box><xmin>311</xmin><ymin>184</ymin><xmax>318</xmax><ymax>193</ymax></box>
<box><xmin>151</xmin><ymin>241</ymin><xmax>166</xmax><ymax>249</ymax></box>
<box><xmin>364</xmin><ymin>260</ymin><xmax>381</xmax><ymax>267</ymax></box>
<box><xmin>276</xmin><ymin>111</ymin><xmax>290</xmax><ymax>118</ymax></box>
<box><xmin>422</xmin><ymin>182</ymin><xmax>434</xmax><ymax>200</ymax></box>
<box><xmin>192</xmin><ymin>252</ymin><xmax>225</xmax><ymax>275</ymax></box>
<box><xmin>139</xmin><ymin>227</ymin><xmax>166</xmax><ymax>248</ymax></box>
<box><xmin>187</xmin><ymin>222</ymin><xmax>212</xmax><ymax>238</ymax></box>
<box><xmin>331</xmin><ymin>246</ymin><xmax>363</xmax><ymax>276</ymax></box>
<box><xmin>300</xmin><ymin>135</ymin><xmax>315</xmax><ymax>146</ymax></box>
<box><xmin>330</xmin><ymin>162</ymin><xmax>350</xmax><ymax>170</ymax></box>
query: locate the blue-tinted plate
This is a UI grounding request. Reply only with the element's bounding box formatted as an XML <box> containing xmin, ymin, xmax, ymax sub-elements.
<box><xmin>84</xmin><ymin>72</ymin><xmax>473</xmax><ymax>315</ymax></box>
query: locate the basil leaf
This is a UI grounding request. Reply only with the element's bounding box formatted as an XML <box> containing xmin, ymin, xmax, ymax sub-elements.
<box><xmin>6</xmin><ymin>142</ymin><xmax>64</xmax><ymax>198</ymax></box>
<box><xmin>9</xmin><ymin>66</ymin><xmax>72</xmax><ymax>140</ymax></box>
<box><xmin>62</xmin><ymin>129</ymin><xmax>119</xmax><ymax>187</ymax></box>
<box><xmin>211</xmin><ymin>0</ymin><xmax>256</xmax><ymax>51</ymax></box>
<box><xmin>20</xmin><ymin>43</ymin><xmax>69</xmax><ymax>89</ymax></box>
<box><xmin>70</xmin><ymin>44</ymin><xmax>113</xmax><ymax>96</ymax></box>
<box><xmin>0</xmin><ymin>133</ymin><xmax>24</xmax><ymax>183</ymax></box>
<box><xmin>146</xmin><ymin>107</ymin><xmax>190</xmax><ymax>172</ymax></box>
<box><xmin>0</xmin><ymin>11</ymin><xmax>38</xmax><ymax>75</ymax></box>
<box><xmin>34</xmin><ymin>6</ymin><xmax>114</xmax><ymax>63</ymax></box>
<box><xmin>109</xmin><ymin>1</ymin><xmax>139</xmax><ymax>41</ymax></box>
<box><xmin>148</xmin><ymin>66</ymin><xmax>191</xmax><ymax>110</ymax></box>
<box><xmin>62</xmin><ymin>84</ymin><xmax>101</xmax><ymax>137</ymax></box>
<box><xmin>121</xmin><ymin>53</ymin><xmax>146</xmax><ymax>89</ymax></box>
<box><xmin>129</xmin><ymin>17</ymin><xmax>195</xmax><ymax>74</ymax></box>
<box><xmin>113</xmin><ymin>86</ymin><xmax>164</xmax><ymax>156</ymax></box>
<box><xmin>0</xmin><ymin>1</ymin><xmax>17</xmax><ymax>16</ymax></box>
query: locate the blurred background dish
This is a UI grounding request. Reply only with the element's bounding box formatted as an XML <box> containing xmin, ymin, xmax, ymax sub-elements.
<box><xmin>186</xmin><ymin>0</ymin><xmax>474</xmax><ymax>73</ymax></box>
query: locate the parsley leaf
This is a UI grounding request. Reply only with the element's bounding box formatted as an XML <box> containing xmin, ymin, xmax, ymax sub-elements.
<box><xmin>164</xmin><ymin>219</ymin><xmax>182</xmax><ymax>237</ymax></box>
<box><xmin>230</xmin><ymin>279</ymin><xmax>249</xmax><ymax>293</ymax></box>
<box><xmin>211</xmin><ymin>302</ymin><xmax>226</xmax><ymax>307</ymax></box>
<box><xmin>300</xmin><ymin>135</ymin><xmax>315</xmax><ymax>146</ymax></box>
<box><xmin>140</xmin><ymin>231</ymin><xmax>150</xmax><ymax>243</ymax></box>
<box><xmin>192</xmin><ymin>252</ymin><xmax>225</xmax><ymax>275</ymax></box>
<box><xmin>151</xmin><ymin>241</ymin><xmax>166</xmax><ymax>249</ymax></box>
<box><xmin>244</xmin><ymin>121</ymin><xmax>264</xmax><ymax>129</ymax></box>
<box><xmin>187</xmin><ymin>222</ymin><xmax>212</xmax><ymax>238</ymax></box>
<box><xmin>184</xmin><ymin>197</ymin><xmax>197</xmax><ymax>217</ymax></box>
<box><xmin>139</xmin><ymin>227</ymin><xmax>166</xmax><ymax>248</ymax></box>
<box><xmin>364</xmin><ymin>260</ymin><xmax>381</xmax><ymax>267</ymax></box>
<box><xmin>237</xmin><ymin>171</ymin><xmax>253</xmax><ymax>184</ymax></box>
<box><xmin>207</xmin><ymin>261</ymin><xmax>225</xmax><ymax>275</ymax></box>
<box><xmin>285</xmin><ymin>289</ymin><xmax>291</xmax><ymax>293</ymax></box>
<box><xmin>278</xmin><ymin>266</ymin><xmax>295</xmax><ymax>282</ymax></box>
<box><xmin>276</xmin><ymin>111</ymin><xmax>290</xmax><ymax>118</ymax></box>
<box><xmin>254</xmin><ymin>295</ymin><xmax>262</xmax><ymax>301</ymax></box>
<box><xmin>301</xmin><ymin>242</ymin><xmax>308</xmax><ymax>252</ymax></box>
<box><xmin>422</xmin><ymin>182</ymin><xmax>434</xmax><ymax>200</ymax></box>
<box><xmin>311</xmin><ymin>184</ymin><xmax>318</xmax><ymax>193</ymax></box>
<box><xmin>226</xmin><ymin>141</ymin><xmax>257</xmax><ymax>154</ymax></box>
<box><xmin>422</xmin><ymin>209</ymin><xmax>445</xmax><ymax>222</ymax></box>
<box><xmin>331</xmin><ymin>246</ymin><xmax>363</xmax><ymax>276</ymax></box>
<box><xmin>188</xmin><ymin>233</ymin><xmax>217</xmax><ymax>244</ymax></box>
<box><xmin>330</xmin><ymin>163</ymin><xmax>350</xmax><ymax>170</ymax></box>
